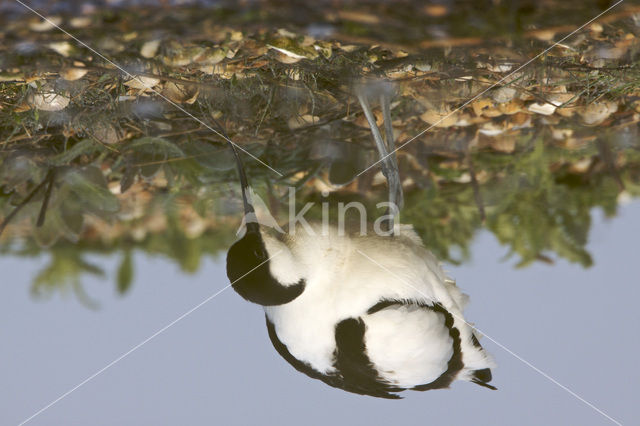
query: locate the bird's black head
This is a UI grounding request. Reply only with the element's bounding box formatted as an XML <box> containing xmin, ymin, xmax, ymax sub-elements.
<box><xmin>226</xmin><ymin>230</ymin><xmax>305</xmax><ymax>306</ymax></box>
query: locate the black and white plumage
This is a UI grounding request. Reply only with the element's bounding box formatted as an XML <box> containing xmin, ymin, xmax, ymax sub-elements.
<box><xmin>224</xmin><ymin>89</ymin><xmax>495</xmax><ymax>397</ymax></box>
<box><xmin>228</xmin><ymin>223</ymin><xmax>496</xmax><ymax>398</ymax></box>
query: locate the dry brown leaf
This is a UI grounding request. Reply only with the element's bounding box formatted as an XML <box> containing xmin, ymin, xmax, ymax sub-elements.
<box><xmin>498</xmin><ymin>99</ymin><xmax>524</xmax><ymax>115</ymax></box>
<box><xmin>200</xmin><ymin>64</ymin><xmax>235</xmax><ymax>78</ymax></box>
<box><xmin>556</xmin><ymin>107</ymin><xmax>576</xmax><ymax>118</ymax></box>
<box><xmin>288</xmin><ymin>114</ymin><xmax>320</xmax><ymax>130</ymax></box>
<box><xmin>161</xmin><ymin>82</ymin><xmax>199</xmax><ymax>104</ymax></box>
<box><xmin>14</xmin><ymin>101</ymin><xmax>33</xmax><ymax>113</ymax></box>
<box><xmin>61</xmin><ymin>67</ymin><xmax>88</xmax><ymax>81</ymax></box>
<box><xmin>579</xmin><ymin>101</ymin><xmax>618</xmax><ymax>125</ymax></box>
<box><xmin>511</xmin><ymin>112</ymin><xmax>532</xmax><ymax>128</ymax></box>
<box><xmin>528</xmin><ymin>102</ymin><xmax>556</xmax><ymax>115</ymax></box>
<box><xmin>69</xmin><ymin>16</ymin><xmax>91</xmax><ymax>28</ymax></box>
<box><xmin>124</xmin><ymin>76</ymin><xmax>160</xmax><ymax>90</ymax></box>
<box><xmin>28</xmin><ymin>89</ymin><xmax>70</xmax><ymax>111</ymax></box>
<box><xmin>478</xmin><ymin>122</ymin><xmax>506</xmax><ymax>136</ymax></box>
<box><xmin>478</xmin><ymin>134</ymin><xmax>516</xmax><ymax>153</ymax></box>
<box><xmin>336</xmin><ymin>10</ymin><xmax>380</xmax><ymax>24</ymax></box>
<box><xmin>551</xmin><ymin>128</ymin><xmax>574</xmax><ymax>141</ymax></box>
<box><xmin>548</xmin><ymin>92</ymin><xmax>575</xmax><ymax>106</ymax></box>
<box><xmin>533</xmin><ymin>30</ymin><xmax>556</xmax><ymax>41</ymax></box>
<box><xmin>569</xmin><ymin>158</ymin><xmax>593</xmax><ymax>173</ymax></box>
<box><xmin>471</xmin><ymin>99</ymin><xmax>503</xmax><ymax>118</ymax></box>
<box><xmin>29</xmin><ymin>16</ymin><xmax>62</xmax><ymax>32</ymax></box>
<box><xmin>89</xmin><ymin>122</ymin><xmax>121</xmax><ymax>144</ymax></box>
<box><xmin>477</xmin><ymin>62</ymin><xmax>515</xmax><ymax>73</ymax></box>
<box><xmin>195</xmin><ymin>47</ymin><xmax>227</xmax><ymax>64</ymax></box>
<box><xmin>492</xmin><ymin>87</ymin><xmax>517</xmax><ymax>103</ymax></box>
<box><xmin>141</xmin><ymin>40</ymin><xmax>161</xmax><ymax>58</ymax></box>
<box><xmin>274</xmin><ymin>52</ymin><xmax>302</xmax><ymax>64</ymax></box>
<box><xmin>161</xmin><ymin>45</ymin><xmax>205</xmax><ymax>67</ymax></box>
<box><xmin>420</xmin><ymin>109</ymin><xmax>460</xmax><ymax>128</ymax></box>
<box><xmin>354</xmin><ymin>109</ymin><xmax>383</xmax><ymax>128</ymax></box>
<box><xmin>423</xmin><ymin>5</ymin><xmax>448</xmax><ymax>17</ymax></box>
<box><xmin>47</xmin><ymin>41</ymin><xmax>74</xmax><ymax>57</ymax></box>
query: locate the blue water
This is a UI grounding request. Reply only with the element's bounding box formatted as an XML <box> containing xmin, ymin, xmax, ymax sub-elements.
<box><xmin>2</xmin><ymin>202</ymin><xmax>637</xmax><ymax>426</ymax></box>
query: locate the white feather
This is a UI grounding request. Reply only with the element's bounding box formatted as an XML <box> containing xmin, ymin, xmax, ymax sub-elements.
<box><xmin>364</xmin><ymin>305</ymin><xmax>453</xmax><ymax>386</ymax></box>
<box><xmin>263</xmin><ymin>222</ymin><xmax>494</xmax><ymax>385</ymax></box>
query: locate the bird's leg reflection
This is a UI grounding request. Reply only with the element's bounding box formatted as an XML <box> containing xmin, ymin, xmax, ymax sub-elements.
<box><xmin>357</xmin><ymin>88</ymin><xmax>403</xmax><ymax>234</ymax></box>
<box><xmin>380</xmin><ymin>91</ymin><xmax>404</xmax><ymax>212</ymax></box>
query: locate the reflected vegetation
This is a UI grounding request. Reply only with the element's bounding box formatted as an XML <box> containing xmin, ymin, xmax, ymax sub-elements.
<box><xmin>2</xmin><ymin>129</ymin><xmax>638</xmax><ymax>301</ymax></box>
<box><xmin>1</xmin><ymin>0</ymin><xmax>640</xmax><ymax>305</ymax></box>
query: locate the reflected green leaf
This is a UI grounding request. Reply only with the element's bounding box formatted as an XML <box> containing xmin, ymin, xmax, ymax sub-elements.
<box><xmin>48</xmin><ymin>139</ymin><xmax>106</xmax><ymax>166</ymax></box>
<box><xmin>60</xmin><ymin>197</ymin><xmax>85</xmax><ymax>240</ymax></box>
<box><xmin>31</xmin><ymin>207</ymin><xmax>63</xmax><ymax>248</ymax></box>
<box><xmin>32</xmin><ymin>248</ymin><xmax>104</xmax><ymax>309</ymax></box>
<box><xmin>62</xmin><ymin>166</ymin><xmax>120</xmax><ymax>215</ymax></box>
<box><xmin>117</xmin><ymin>250</ymin><xmax>134</xmax><ymax>295</ymax></box>
<box><xmin>0</xmin><ymin>155</ymin><xmax>43</xmax><ymax>189</ymax></box>
<box><xmin>182</xmin><ymin>140</ymin><xmax>236</xmax><ymax>172</ymax></box>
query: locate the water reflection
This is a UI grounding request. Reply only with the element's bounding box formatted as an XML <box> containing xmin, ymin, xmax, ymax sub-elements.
<box><xmin>1</xmin><ymin>130</ymin><xmax>636</xmax><ymax>299</ymax></box>
<box><xmin>0</xmin><ymin>1</ymin><xmax>638</xmax><ymax>316</ymax></box>
<box><xmin>1</xmin><ymin>1</ymin><xmax>639</xmax><ymax>423</ymax></box>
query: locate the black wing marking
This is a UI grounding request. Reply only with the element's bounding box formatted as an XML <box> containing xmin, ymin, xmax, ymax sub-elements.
<box><xmin>265</xmin><ymin>299</ymin><xmax>494</xmax><ymax>397</ymax></box>
<box><xmin>470</xmin><ymin>331</ymin><xmax>497</xmax><ymax>390</ymax></box>
<box><xmin>333</xmin><ymin>318</ymin><xmax>403</xmax><ymax>399</ymax></box>
<box><xmin>265</xmin><ymin>316</ymin><xmax>402</xmax><ymax>399</ymax></box>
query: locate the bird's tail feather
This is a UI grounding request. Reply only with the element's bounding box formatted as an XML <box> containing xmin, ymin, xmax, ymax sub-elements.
<box><xmin>470</xmin><ymin>368</ymin><xmax>497</xmax><ymax>390</ymax></box>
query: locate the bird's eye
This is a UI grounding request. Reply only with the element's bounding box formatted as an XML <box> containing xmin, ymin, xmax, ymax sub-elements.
<box><xmin>253</xmin><ymin>249</ymin><xmax>266</xmax><ymax>260</ymax></box>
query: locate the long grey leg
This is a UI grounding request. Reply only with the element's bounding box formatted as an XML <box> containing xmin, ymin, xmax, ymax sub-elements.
<box><xmin>357</xmin><ymin>88</ymin><xmax>403</xmax><ymax>234</ymax></box>
<box><xmin>380</xmin><ymin>94</ymin><xmax>394</xmax><ymax>152</ymax></box>
<box><xmin>380</xmin><ymin>92</ymin><xmax>403</xmax><ymax>210</ymax></box>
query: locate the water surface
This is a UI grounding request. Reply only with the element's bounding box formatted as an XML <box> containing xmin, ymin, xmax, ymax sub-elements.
<box><xmin>2</xmin><ymin>1</ymin><xmax>640</xmax><ymax>425</ymax></box>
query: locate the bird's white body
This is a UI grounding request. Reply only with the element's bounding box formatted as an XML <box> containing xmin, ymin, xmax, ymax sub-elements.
<box><xmin>262</xmin><ymin>223</ymin><xmax>494</xmax><ymax>389</ymax></box>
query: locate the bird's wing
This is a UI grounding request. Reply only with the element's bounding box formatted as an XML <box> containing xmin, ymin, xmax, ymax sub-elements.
<box><xmin>364</xmin><ymin>300</ymin><xmax>464</xmax><ymax>390</ymax></box>
<box><xmin>265</xmin><ymin>315</ymin><xmax>402</xmax><ymax>399</ymax></box>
